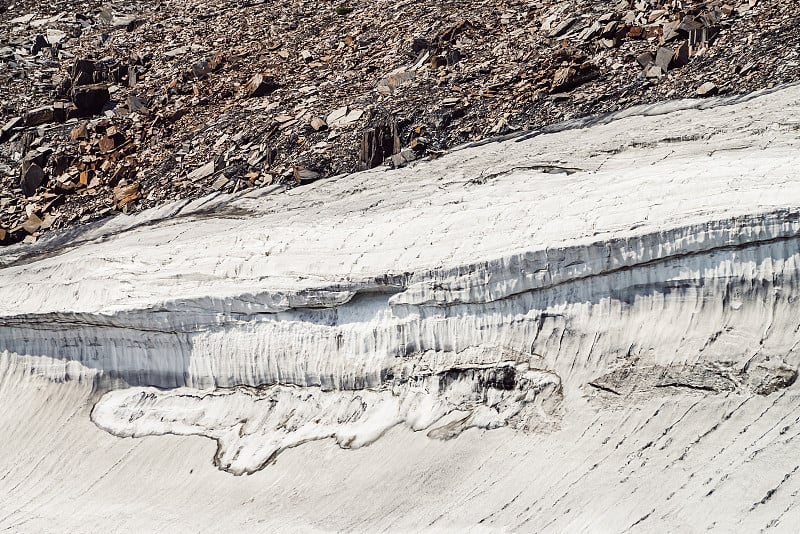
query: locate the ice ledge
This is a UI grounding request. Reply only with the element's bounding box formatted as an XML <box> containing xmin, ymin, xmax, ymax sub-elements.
<box><xmin>2</xmin><ymin>85</ymin><xmax>800</xmax><ymax>478</ymax></box>
<box><xmin>1</xmin><ymin>83</ymin><xmax>800</xmax><ymax>316</ymax></box>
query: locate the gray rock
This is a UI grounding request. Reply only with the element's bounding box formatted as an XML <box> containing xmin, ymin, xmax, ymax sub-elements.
<box><xmin>636</xmin><ymin>52</ymin><xmax>654</xmax><ymax>68</ymax></box>
<box><xmin>24</xmin><ymin>106</ymin><xmax>55</xmax><ymax>127</ymax></box>
<box><xmin>655</xmin><ymin>47</ymin><xmax>673</xmax><ymax>73</ymax></box>
<box><xmin>645</xmin><ymin>65</ymin><xmax>663</xmax><ymax>79</ymax></box>
<box><xmin>0</xmin><ymin>117</ymin><xmax>22</xmax><ymax>143</ymax></box>
<box><xmin>549</xmin><ymin>17</ymin><xmax>577</xmax><ymax>38</ymax></box>
<box><xmin>187</xmin><ymin>161</ymin><xmax>216</xmax><ymax>181</ymax></box>
<box><xmin>20</xmin><ymin>161</ymin><xmax>45</xmax><ymax>197</ymax></box>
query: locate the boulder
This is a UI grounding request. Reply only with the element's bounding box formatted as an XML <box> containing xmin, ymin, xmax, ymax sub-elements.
<box><xmin>71</xmin><ymin>84</ymin><xmax>110</xmax><ymax>114</ymax></box>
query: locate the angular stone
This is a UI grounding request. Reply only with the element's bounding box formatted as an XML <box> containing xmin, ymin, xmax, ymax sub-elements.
<box><xmin>192</xmin><ymin>60</ymin><xmax>212</xmax><ymax>79</ymax></box>
<box><xmin>412</xmin><ymin>37</ymin><xmax>429</xmax><ymax>54</ymax></box>
<box><xmin>19</xmin><ymin>212</ymin><xmax>43</xmax><ymax>234</ymax></box>
<box><xmin>164</xmin><ymin>46</ymin><xmax>189</xmax><ymax>58</ymax></box>
<box><xmin>71</xmin><ymin>84</ymin><xmax>110</xmax><ymax>114</ymax></box>
<box><xmin>310</xmin><ymin>117</ymin><xmax>327</xmax><ymax>131</ymax></box>
<box><xmin>187</xmin><ymin>160</ymin><xmax>216</xmax><ymax>181</ymax></box>
<box><xmin>24</xmin><ymin>106</ymin><xmax>55</xmax><ymax>127</ymax></box>
<box><xmin>627</xmin><ymin>26</ymin><xmax>644</xmax><ymax>39</ymax></box>
<box><xmin>549</xmin><ymin>18</ymin><xmax>576</xmax><ymax>38</ymax></box>
<box><xmin>645</xmin><ymin>65</ymin><xmax>663</xmax><ymax>79</ymax></box>
<box><xmin>636</xmin><ymin>52</ymin><xmax>654</xmax><ymax>68</ymax></box>
<box><xmin>377</xmin><ymin>68</ymin><xmax>415</xmax><ymax>94</ymax></box>
<box><xmin>359</xmin><ymin>121</ymin><xmax>400</xmax><ymax>170</ymax></box>
<box><xmin>20</xmin><ymin>162</ymin><xmax>45</xmax><ymax>197</ymax></box>
<box><xmin>52</xmin><ymin>101</ymin><xmax>69</xmax><ymax>123</ymax></box>
<box><xmin>697</xmin><ymin>82</ymin><xmax>718</xmax><ymax>96</ymax></box>
<box><xmin>99</xmin><ymin>135</ymin><xmax>115</xmax><ymax>153</ymax></box>
<box><xmin>245</xmin><ymin>74</ymin><xmax>279</xmax><ymax>97</ymax></box>
<box><xmin>677</xmin><ymin>17</ymin><xmax>704</xmax><ymax>35</ymax></box>
<box><xmin>672</xmin><ymin>41</ymin><xmax>690</xmax><ymax>68</ymax></box>
<box><xmin>211</xmin><ymin>176</ymin><xmax>230</xmax><ymax>191</ymax></box>
<box><xmin>551</xmin><ymin>67</ymin><xmax>576</xmax><ymax>91</ymax></box>
<box><xmin>127</xmin><ymin>94</ymin><xmax>148</xmax><ymax>113</ymax></box>
<box><xmin>113</xmin><ymin>183</ymin><xmax>142</xmax><ymax>208</ymax></box>
<box><xmin>45</xmin><ymin>29</ymin><xmax>66</xmax><ymax>45</ymax></box>
<box><xmin>0</xmin><ymin>116</ymin><xmax>22</xmax><ymax>143</ymax></box>
<box><xmin>655</xmin><ymin>47</ymin><xmax>673</xmax><ymax>73</ymax></box>
<box><xmin>662</xmin><ymin>22</ymin><xmax>680</xmax><ymax>43</ymax></box>
<box><xmin>341</xmin><ymin>109</ymin><xmax>363</xmax><ymax>125</ymax></box>
<box><xmin>326</xmin><ymin>106</ymin><xmax>348</xmax><ymax>126</ymax></box>
<box><xmin>293</xmin><ymin>166</ymin><xmax>320</xmax><ymax>184</ymax></box>
<box><xmin>72</xmin><ymin>59</ymin><xmax>97</xmax><ymax>86</ymax></box>
<box><xmin>70</xmin><ymin>122</ymin><xmax>89</xmax><ymax>141</ymax></box>
<box><xmin>31</xmin><ymin>34</ymin><xmax>48</xmax><ymax>55</ymax></box>
<box><xmin>689</xmin><ymin>26</ymin><xmax>720</xmax><ymax>47</ymax></box>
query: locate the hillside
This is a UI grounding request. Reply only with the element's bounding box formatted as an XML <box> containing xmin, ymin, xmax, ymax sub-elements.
<box><xmin>1</xmin><ymin>0</ymin><xmax>798</xmax><ymax>245</ymax></box>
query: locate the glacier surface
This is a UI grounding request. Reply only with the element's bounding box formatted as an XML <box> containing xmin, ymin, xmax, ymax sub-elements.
<box><xmin>2</xmin><ymin>84</ymin><xmax>800</xmax><ymax>532</ymax></box>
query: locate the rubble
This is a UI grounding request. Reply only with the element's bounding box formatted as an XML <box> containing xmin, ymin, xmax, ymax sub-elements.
<box><xmin>0</xmin><ymin>0</ymin><xmax>799</xmax><ymax>245</ymax></box>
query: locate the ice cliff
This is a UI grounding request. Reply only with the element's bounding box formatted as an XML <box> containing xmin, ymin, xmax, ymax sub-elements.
<box><xmin>3</xmin><ymin>85</ymin><xmax>800</xmax><ymax>532</ymax></box>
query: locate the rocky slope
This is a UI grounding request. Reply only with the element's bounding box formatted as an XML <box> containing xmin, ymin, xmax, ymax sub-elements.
<box><xmin>1</xmin><ymin>0</ymin><xmax>799</xmax><ymax>245</ymax></box>
<box><xmin>1</xmin><ymin>83</ymin><xmax>800</xmax><ymax>531</ymax></box>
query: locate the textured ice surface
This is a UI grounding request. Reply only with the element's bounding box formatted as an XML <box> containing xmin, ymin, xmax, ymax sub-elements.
<box><xmin>3</xmin><ymin>84</ymin><xmax>800</xmax><ymax>532</ymax></box>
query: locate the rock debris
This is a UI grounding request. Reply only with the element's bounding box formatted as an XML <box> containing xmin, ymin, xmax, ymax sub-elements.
<box><xmin>0</xmin><ymin>0</ymin><xmax>798</xmax><ymax>244</ymax></box>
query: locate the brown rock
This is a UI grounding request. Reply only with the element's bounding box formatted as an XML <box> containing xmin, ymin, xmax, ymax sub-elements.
<box><xmin>113</xmin><ymin>183</ymin><xmax>141</xmax><ymax>208</ymax></box>
<box><xmin>20</xmin><ymin>212</ymin><xmax>43</xmax><ymax>234</ymax></box>
<box><xmin>672</xmin><ymin>41</ymin><xmax>690</xmax><ymax>68</ymax></box>
<box><xmin>99</xmin><ymin>135</ymin><xmax>115</xmax><ymax>153</ymax></box>
<box><xmin>70</xmin><ymin>123</ymin><xmax>89</xmax><ymax>141</ymax></box>
<box><xmin>627</xmin><ymin>26</ymin><xmax>644</xmax><ymax>38</ymax></box>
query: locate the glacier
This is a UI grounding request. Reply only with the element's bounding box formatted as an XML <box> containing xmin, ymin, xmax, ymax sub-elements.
<box><xmin>2</xmin><ymin>84</ymin><xmax>800</xmax><ymax>532</ymax></box>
